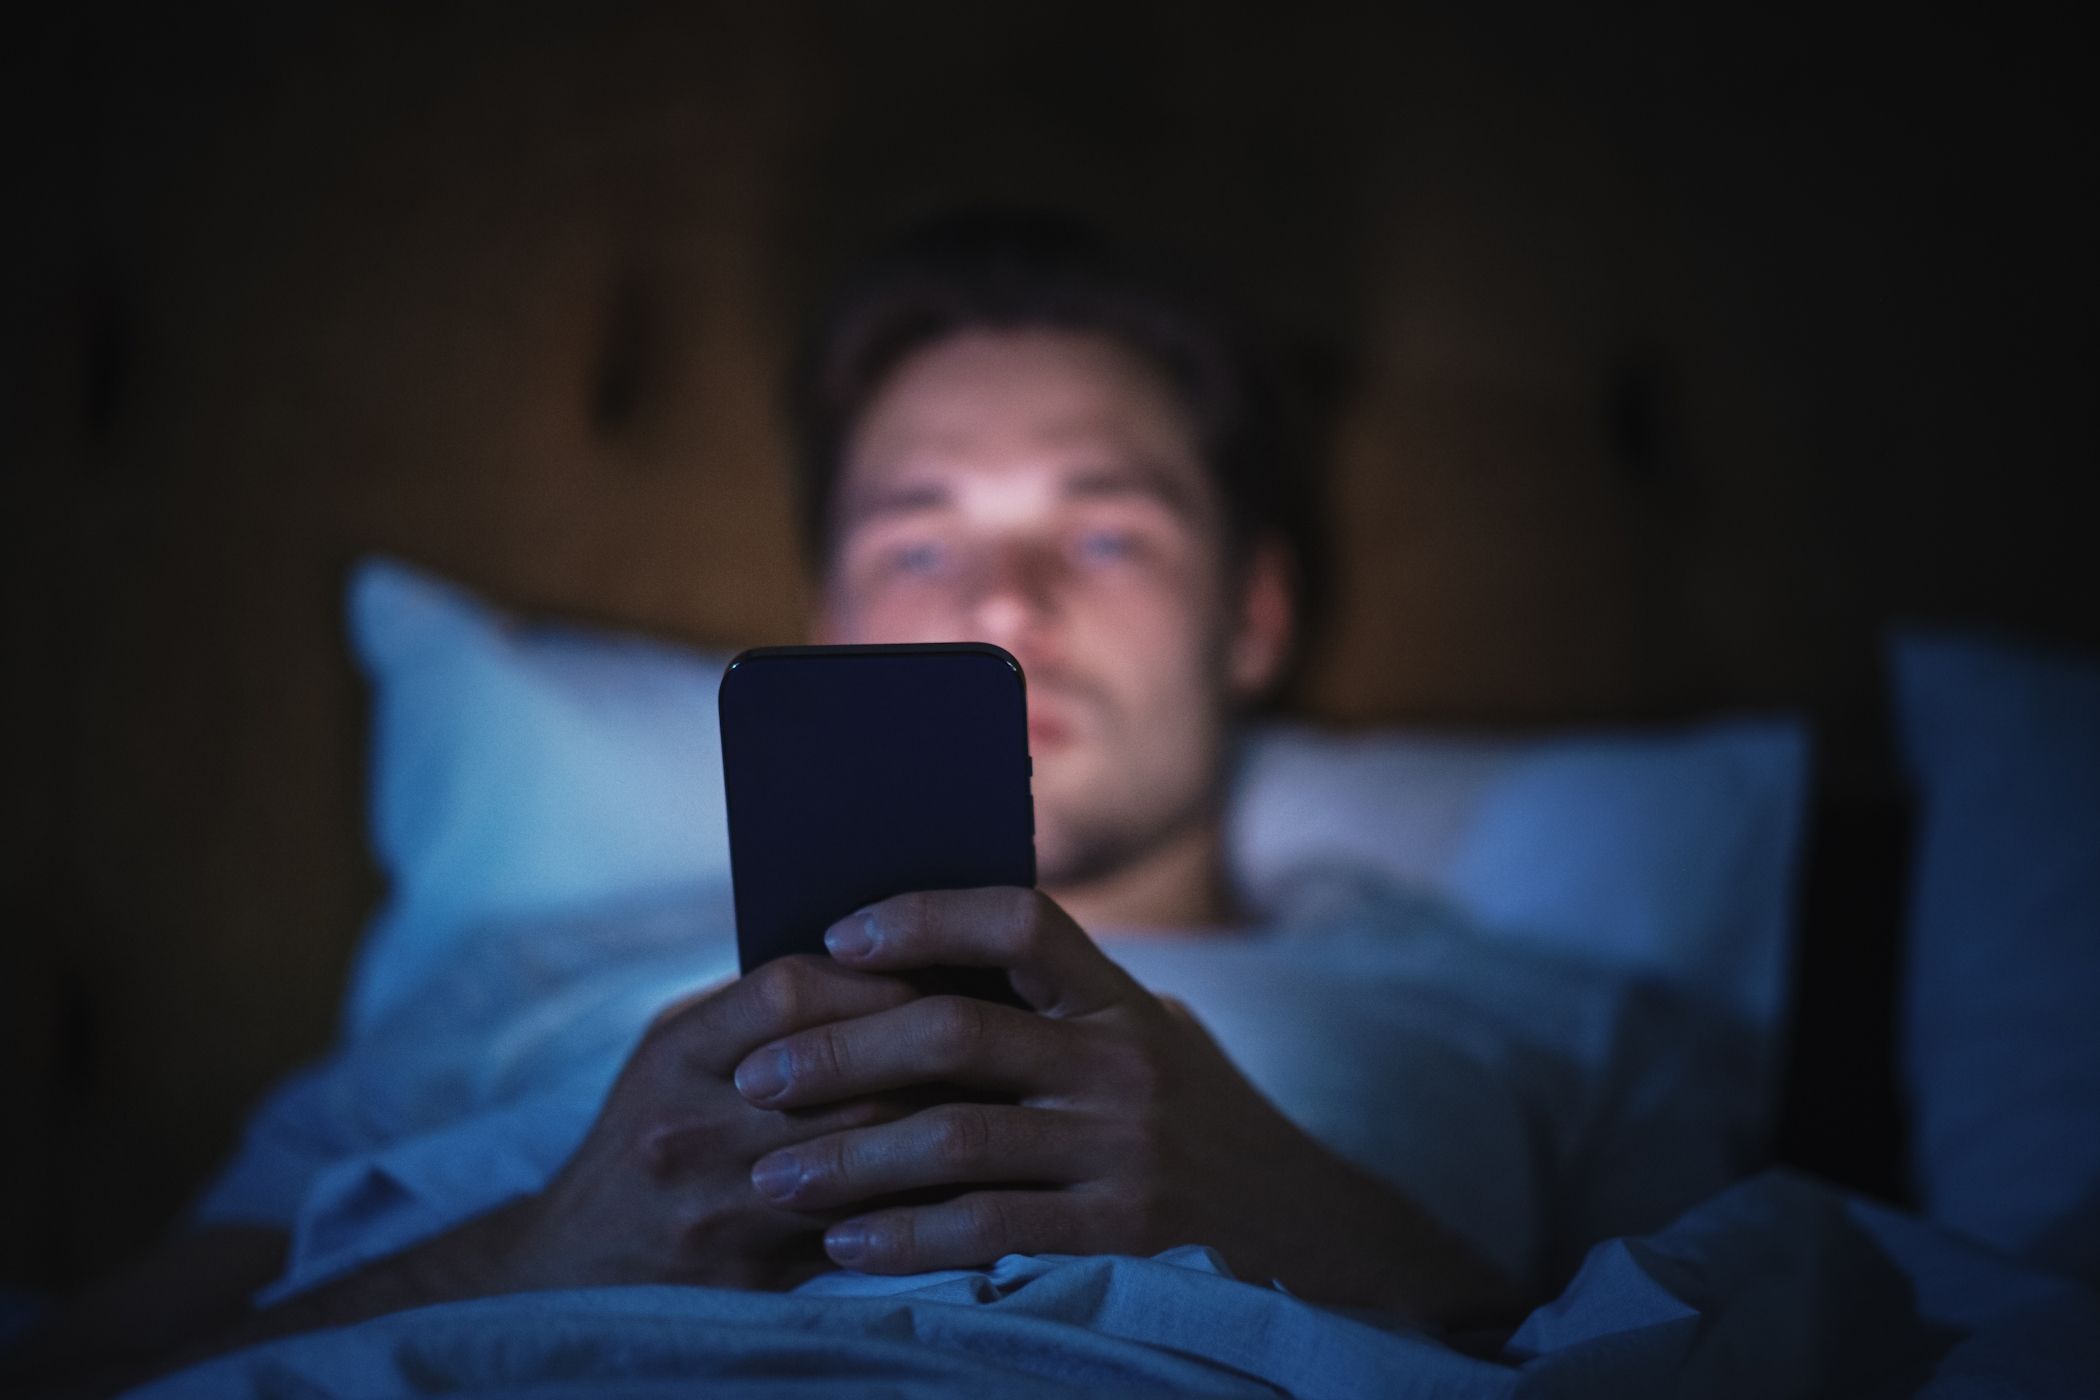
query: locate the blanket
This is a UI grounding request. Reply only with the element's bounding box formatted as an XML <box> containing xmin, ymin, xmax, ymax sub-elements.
<box><xmin>161</xmin><ymin>876</ymin><xmax>2097</xmax><ymax>1395</ymax></box>
<box><xmin>141</xmin><ymin>1174</ymin><xmax>2100</xmax><ymax>1397</ymax></box>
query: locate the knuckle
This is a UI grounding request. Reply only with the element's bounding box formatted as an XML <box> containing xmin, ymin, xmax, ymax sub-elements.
<box><xmin>956</xmin><ymin>1193</ymin><xmax>1009</xmax><ymax>1255</ymax></box>
<box><xmin>1106</xmin><ymin>1038</ymin><xmax>1165</xmax><ymax>1102</ymax></box>
<box><xmin>882</xmin><ymin>1211</ymin><xmax>918</xmax><ymax>1265</ymax></box>
<box><xmin>871</xmin><ymin>974</ymin><xmax>918</xmax><ymax>1012</ymax></box>
<box><xmin>640</xmin><ymin>1005</ymin><xmax>712</xmax><ymax>1070</ymax></box>
<box><xmin>800</xmin><ymin>1135</ymin><xmax>846</xmax><ymax>1191</ymax></box>
<box><xmin>927</xmin><ymin>995</ymin><xmax>990</xmax><ymax>1070</ymax></box>
<box><xmin>627</xmin><ymin>1124</ymin><xmax>676</xmax><ymax>1181</ymax></box>
<box><xmin>796</xmin><ymin>1025</ymin><xmax>850</xmax><ymax>1086</ymax></box>
<box><xmin>627</xmin><ymin>1117</ymin><xmax>710</xmax><ymax>1181</ymax></box>
<box><xmin>671</xmin><ymin>1198</ymin><xmax>729</xmax><ymax>1261</ymax></box>
<box><xmin>926</xmin><ymin>1103</ymin><xmax>992</xmax><ymax>1168</ymax></box>
<box><xmin>752</xmin><ymin>960</ymin><xmax>809</xmax><ymax>1025</ymax></box>
<box><xmin>832</xmin><ymin>1096</ymin><xmax>894</xmax><ymax>1130</ymax></box>
<box><xmin>1002</xmin><ymin>900</ymin><xmax>1047</xmax><ymax>961</ymax></box>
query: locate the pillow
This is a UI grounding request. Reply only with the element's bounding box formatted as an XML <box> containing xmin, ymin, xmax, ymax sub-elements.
<box><xmin>347</xmin><ymin>557</ymin><xmax>1811</xmax><ymax>1092</ymax></box>
<box><xmin>1893</xmin><ymin>629</ymin><xmax>2100</xmax><ymax>1286</ymax></box>
<box><xmin>1230</xmin><ymin>721</ymin><xmax>1810</xmax><ymax>1041</ymax></box>
<box><xmin>345</xmin><ymin>558</ymin><xmax>733</xmax><ymax>1034</ymax></box>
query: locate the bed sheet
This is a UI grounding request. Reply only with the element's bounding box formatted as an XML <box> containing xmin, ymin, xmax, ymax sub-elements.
<box><xmin>138</xmin><ymin>1171</ymin><xmax>2100</xmax><ymax>1398</ymax></box>
<box><xmin>169</xmin><ymin>874</ymin><xmax>1971</xmax><ymax>1394</ymax></box>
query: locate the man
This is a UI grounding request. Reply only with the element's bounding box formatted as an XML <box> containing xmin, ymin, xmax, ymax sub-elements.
<box><xmin>9</xmin><ymin>213</ymin><xmax>1732</xmax><ymax>1393</ymax></box>
<box><xmin>473</xmin><ymin>214</ymin><xmax>1520</xmax><ymax>1318</ymax></box>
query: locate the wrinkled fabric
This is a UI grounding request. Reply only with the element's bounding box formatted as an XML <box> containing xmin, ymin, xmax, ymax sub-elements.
<box><xmin>137</xmin><ymin>1175</ymin><xmax>2100</xmax><ymax>1398</ymax></box>
<box><xmin>163</xmin><ymin>877</ymin><xmax>2100</xmax><ymax>1395</ymax></box>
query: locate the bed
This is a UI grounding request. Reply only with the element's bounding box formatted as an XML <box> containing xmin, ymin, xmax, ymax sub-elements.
<box><xmin>80</xmin><ymin>563</ymin><xmax>2098</xmax><ymax>1397</ymax></box>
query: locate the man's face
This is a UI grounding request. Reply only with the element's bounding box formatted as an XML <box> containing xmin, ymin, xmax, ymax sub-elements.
<box><xmin>817</xmin><ymin>329</ymin><xmax>1286</xmax><ymax>888</ymax></box>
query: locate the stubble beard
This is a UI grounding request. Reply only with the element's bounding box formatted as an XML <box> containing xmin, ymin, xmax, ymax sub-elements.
<box><xmin>1030</xmin><ymin>720</ymin><xmax>1229</xmax><ymax>892</ymax></box>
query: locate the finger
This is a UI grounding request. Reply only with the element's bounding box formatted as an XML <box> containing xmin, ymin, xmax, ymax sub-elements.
<box><xmin>823</xmin><ymin>888</ymin><xmax>1140</xmax><ymax>1017</ymax></box>
<box><xmin>665</xmin><ymin>955</ymin><xmax>918</xmax><ymax>1074</ymax></box>
<box><xmin>823</xmin><ymin>1190</ymin><xmax>1085</xmax><ymax>1274</ymax></box>
<box><xmin>750</xmin><ymin>1103</ymin><xmax>1092</xmax><ymax>1210</ymax></box>
<box><xmin>646</xmin><ymin>975</ymin><xmax>733</xmax><ymax>1030</ymax></box>
<box><xmin>733</xmin><ymin>994</ymin><xmax>1086</xmax><ymax>1108</ymax></box>
<box><xmin>759</xmin><ymin>1094</ymin><xmax>918</xmax><ymax>1157</ymax></box>
<box><xmin>645</xmin><ymin>1092</ymin><xmax>917</xmax><ymax>1174</ymax></box>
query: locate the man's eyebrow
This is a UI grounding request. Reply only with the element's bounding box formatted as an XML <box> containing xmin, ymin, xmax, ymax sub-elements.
<box><xmin>838</xmin><ymin>481</ymin><xmax>952</xmax><ymax>528</ymax></box>
<box><xmin>1062</xmin><ymin>463</ymin><xmax>1206</xmax><ymax>520</ymax></box>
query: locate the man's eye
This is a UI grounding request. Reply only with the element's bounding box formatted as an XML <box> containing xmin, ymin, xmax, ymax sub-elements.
<box><xmin>892</xmin><ymin>542</ymin><xmax>950</xmax><ymax>577</ymax></box>
<box><xmin>1074</xmin><ymin>530</ymin><xmax>1139</xmax><ymax>564</ymax></box>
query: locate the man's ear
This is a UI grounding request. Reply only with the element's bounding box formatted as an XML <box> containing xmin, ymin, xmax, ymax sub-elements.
<box><xmin>1228</xmin><ymin>536</ymin><xmax>1296</xmax><ymax>700</ymax></box>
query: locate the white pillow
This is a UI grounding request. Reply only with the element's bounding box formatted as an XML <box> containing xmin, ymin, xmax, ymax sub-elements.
<box><xmin>1230</xmin><ymin>721</ymin><xmax>1810</xmax><ymax>1038</ymax></box>
<box><xmin>1894</xmin><ymin>629</ymin><xmax>2100</xmax><ymax>1286</ymax></box>
<box><xmin>347</xmin><ymin>557</ymin><xmax>1810</xmax><ymax>1075</ymax></box>
<box><xmin>345</xmin><ymin>558</ymin><xmax>733</xmax><ymax>1033</ymax></box>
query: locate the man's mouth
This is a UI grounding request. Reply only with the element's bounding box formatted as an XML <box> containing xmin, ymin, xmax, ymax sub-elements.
<box><xmin>1020</xmin><ymin>668</ymin><xmax>1106</xmax><ymax>753</ymax></box>
<box><xmin>1028</xmin><ymin>713</ymin><xmax>1075</xmax><ymax>749</ymax></box>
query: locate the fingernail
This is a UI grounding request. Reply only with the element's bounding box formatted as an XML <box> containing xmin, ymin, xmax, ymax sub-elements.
<box><xmin>825</xmin><ymin>1222</ymin><xmax>871</xmax><ymax>1264</ymax></box>
<box><xmin>750</xmin><ymin>1152</ymin><xmax>800</xmax><ymax>1201</ymax></box>
<box><xmin>734</xmin><ymin>1048</ymin><xmax>791</xmax><ymax>1103</ymax></box>
<box><xmin>824</xmin><ymin>914</ymin><xmax>874</xmax><ymax>959</ymax></box>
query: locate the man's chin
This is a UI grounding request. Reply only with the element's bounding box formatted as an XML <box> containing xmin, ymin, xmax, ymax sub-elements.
<box><xmin>1029</xmin><ymin>825</ymin><xmax>1110</xmax><ymax>892</ymax></box>
<box><xmin>1030</xmin><ymin>753</ymin><xmax>1218</xmax><ymax>890</ymax></box>
<box><xmin>1029</xmin><ymin>830</ymin><xmax>1083</xmax><ymax>889</ymax></box>
<box><xmin>1030</xmin><ymin>809</ymin><xmax>1169</xmax><ymax>892</ymax></box>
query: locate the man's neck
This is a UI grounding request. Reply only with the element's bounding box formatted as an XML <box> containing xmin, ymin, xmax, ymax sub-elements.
<box><xmin>1043</xmin><ymin>814</ymin><xmax>1239</xmax><ymax>936</ymax></box>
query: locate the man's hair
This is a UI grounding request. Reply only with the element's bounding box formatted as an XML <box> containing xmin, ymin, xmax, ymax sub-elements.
<box><xmin>784</xmin><ymin>209</ymin><xmax>1329</xmax><ymax>674</ymax></box>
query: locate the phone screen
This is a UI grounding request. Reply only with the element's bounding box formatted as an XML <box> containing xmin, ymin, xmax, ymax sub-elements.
<box><xmin>718</xmin><ymin>643</ymin><xmax>1035</xmax><ymax>1001</ymax></box>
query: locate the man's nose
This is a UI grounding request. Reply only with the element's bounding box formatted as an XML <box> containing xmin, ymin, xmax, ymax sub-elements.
<box><xmin>967</xmin><ymin>541</ymin><xmax>1060</xmax><ymax>647</ymax></box>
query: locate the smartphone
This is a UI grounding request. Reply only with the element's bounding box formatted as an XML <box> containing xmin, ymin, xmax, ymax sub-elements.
<box><xmin>718</xmin><ymin>642</ymin><xmax>1035</xmax><ymax>1005</ymax></box>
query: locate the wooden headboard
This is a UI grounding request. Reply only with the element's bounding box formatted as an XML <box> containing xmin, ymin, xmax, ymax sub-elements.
<box><xmin>7</xmin><ymin>3</ymin><xmax>2091</xmax><ymax>1283</ymax></box>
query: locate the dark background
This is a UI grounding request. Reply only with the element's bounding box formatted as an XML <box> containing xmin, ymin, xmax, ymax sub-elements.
<box><xmin>4</xmin><ymin>0</ymin><xmax>2094</xmax><ymax>1290</ymax></box>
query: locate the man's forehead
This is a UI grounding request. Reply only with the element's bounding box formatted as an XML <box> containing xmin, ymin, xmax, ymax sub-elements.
<box><xmin>838</xmin><ymin>456</ymin><xmax>1209</xmax><ymax>531</ymax></box>
<box><xmin>837</xmin><ymin>329</ymin><xmax>1217</xmax><ymax>527</ymax></box>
